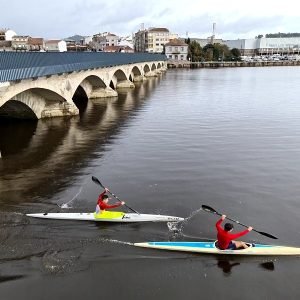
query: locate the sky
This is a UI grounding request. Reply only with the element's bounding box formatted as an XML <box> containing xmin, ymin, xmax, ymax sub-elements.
<box><xmin>1</xmin><ymin>0</ymin><xmax>300</xmax><ymax>40</ymax></box>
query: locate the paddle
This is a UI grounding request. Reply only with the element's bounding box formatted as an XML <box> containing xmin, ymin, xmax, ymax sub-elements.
<box><xmin>202</xmin><ymin>204</ymin><xmax>278</xmax><ymax>239</ymax></box>
<box><xmin>92</xmin><ymin>176</ymin><xmax>140</xmax><ymax>214</ymax></box>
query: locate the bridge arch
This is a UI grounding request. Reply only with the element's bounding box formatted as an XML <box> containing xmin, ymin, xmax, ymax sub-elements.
<box><xmin>0</xmin><ymin>88</ymin><xmax>68</xmax><ymax>119</ymax></box>
<box><xmin>0</xmin><ymin>100</ymin><xmax>37</xmax><ymax>120</ymax></box>
<box><xmin>143</xmin><ymin>64</ymin><xmax>151</xmax><ymax>74</ymax></box>
<box><xmin>130</xmin><ymin>66</ymin><xmax>143</xmax><ymax>82</ymax></box>
<box><xmin>76</xmin><ymin>75</ymin><xmax>107</xmax><ymax>97</ymax></box>
<box><xmin>110</xmin><ymin>68</ymin><xmax>133</xmax><ymax>89</ymax></box>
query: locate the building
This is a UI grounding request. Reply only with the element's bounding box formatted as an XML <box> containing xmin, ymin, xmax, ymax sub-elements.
<box><xmin>188</xmin><ymin>38</ymin><xmax>223</xmax><ymax>47</ymax></box>
<box><xmin>0</xmin><ymin>41</ymin><xmax>12</xmax><ymax>51</ymax></box>
<box><xmin>65</xmin><ymin>39</ymin><xmax>88</xmax><ymax>51</ymax></box>
<box><xmin>134</xmin><ymin>27</ymin><xmax>173</xmax><ymax>53</ymax></box>
<box><xmin>147</xmin><ymin>27</ymin><xmax>170</xmax><ymax>53</ymax></box>
<box><xmin>103</xmin><ymin>45</ymin><xmax>134</xmax><ymax>53</ymax></box>
<box><xmin>28</xmin><ymin>37</ymin><xmax>44</xmax><ymax>51</ymax></box>
<box><xmin>90</xmin><ymin>32</ymin><xmax>119</xmax><ymax>51</ymax></box>
<box><xmin>45</xmin><ymin>40</ymin><xmax>67</xmax><ymax>52</ymax></box>
<box><xmin>11</xmin><ymin>35</ymin><xmax>30</xmax><ymax>51</ymax></box>
<box><xmin>165</xmin><ymin>39</ymin><xmax>188</xmax><ymax>61</ymax></box>
<box><xmin>224</xmin><ymin>37</ymin><xmax>300</xmax><ymax>56</ymax></box>
<box><xmin>134</xmin><ymin>29</ymin><xmax>147</xmax><ymax>52</ymax></box>
<box><xmin>0</xmin><ymin>29</ymin><xmax>14</xmax><ymax>51</ymax></box>
<box><xmin>119</xmin><ymin>35</ymin><xmax>134</xmax><ymax>50</ymax></box>
<box><xmin>0</xmin><ymin>29</ymin><xmax>16</xmax><ymax>41</ymax></box>
<box><xmin>106</xmin><ymin>33</ymin><xmax>119</xmax><ymax>47</ymax></box>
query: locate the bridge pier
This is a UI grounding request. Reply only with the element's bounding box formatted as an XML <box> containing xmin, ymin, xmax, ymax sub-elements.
<box><xmin>90</xmin><ymin>87</ymin><xmax>118</xmax><ymax>98</ymax></box>
<box><xmin>133</xmin><ymin>75</ymin><xmax>146</xmax><ymax>82</ymax></box>
<box><xmin>41</xmin><ymin>102</ymin><xmax>79</xmax><ymax>118</ymax></box>
<box><xmin>116</xmin><ymin>80</ymin><xmax>135</xmax><ymax>89</ymax></box>
<box><xmin>145</xmin><ymin>71</ymin><xmax>158</xmax><ymax>78</ymax></box>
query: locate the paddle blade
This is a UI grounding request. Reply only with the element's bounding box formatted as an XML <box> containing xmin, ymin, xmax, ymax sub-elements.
<box><xmin>255</xmin><ymin>230</ymin><xmax>278</xmax><ymax>240</ymax></box>
<box><xmin>202</xmin><ymin>205</ymin><xmax>221</xmax><ymax>215</ymax></box>
<box><xmin>92</xmin><ymin>176</ymin><xmax>104</xmax><ymax>188</ymax></box>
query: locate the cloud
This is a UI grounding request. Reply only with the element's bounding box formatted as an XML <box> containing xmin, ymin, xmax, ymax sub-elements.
<box><xmin>1</xmin><ymin>0</ymin><xmax>299</xmax><ymax>39</ymax></box>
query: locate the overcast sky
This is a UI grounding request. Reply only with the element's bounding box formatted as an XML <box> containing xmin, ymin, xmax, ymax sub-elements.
<box><xmin>1</xmin><ymin>0</ymin><xmax>299</xmax><ymax>39</ymax></box>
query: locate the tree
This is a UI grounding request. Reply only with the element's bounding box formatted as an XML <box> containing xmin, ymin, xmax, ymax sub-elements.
<box><xmin>188</xmin><ymin>40</ymin><xmax>202</xmax><ymax>62</ymax></box>
<box><xmin>231</xmin><ymin>48</ymin><xmax>241</xmax><ymax>60</ymax></box>
<box><xmin>203</xmin><ymin>43</ymin><xmax>214</xmax><ymax>61</ymax></box>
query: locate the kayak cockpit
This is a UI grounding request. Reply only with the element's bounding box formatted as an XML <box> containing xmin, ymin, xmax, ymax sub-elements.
<box><xmin>214</xmin><ymin>241</ymin><xmax>254</xmax><ymax>251</ymax></box>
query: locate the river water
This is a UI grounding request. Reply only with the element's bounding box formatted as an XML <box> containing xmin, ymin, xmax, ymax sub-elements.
<box><xmin>0</xmin><ymin>67</ymin><xmax>300</xmax><ymax>299</ymax></box>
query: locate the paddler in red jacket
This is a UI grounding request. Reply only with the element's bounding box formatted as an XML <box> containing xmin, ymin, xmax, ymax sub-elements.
<box><xmin>216</xmin><ymin>215</ymin><xmax>253</xmax><ymax>250</ymax></box>
<box><xmin>96</xmin><ymin>188</ymin><xmax>125</xmax><ymax>214</ymax></box>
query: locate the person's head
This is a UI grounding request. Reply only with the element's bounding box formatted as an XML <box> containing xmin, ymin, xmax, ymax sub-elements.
<box><xmin>224</xmin><ymin>223</ymin><xmax>233</xmax><ymax>232</ymax></box>
<box><xmin>102</xmin><ymin>195</ymin><xmax>109</xmax><ymax>202</ymax></box>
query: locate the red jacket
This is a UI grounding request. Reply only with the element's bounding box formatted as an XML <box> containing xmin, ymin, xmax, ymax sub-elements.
<box><xmin>97</xmin><ymin>191</ymin><xmax>122</xmax><ymax>210</ymax></box>
<box><xmin>216</xmin><ymin>218</ymin><xmax>249</xmax><ymax>250</ymax></box>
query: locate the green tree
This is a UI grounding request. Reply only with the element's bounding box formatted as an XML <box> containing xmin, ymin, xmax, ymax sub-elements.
<box><xmin>188</xmin><ymin>40</ymin><xmax>202</xmax><ymax>62</ymax></box>
<box><xmin>203</xmin><ymin>43</ymin><xmax>214</xmax><ymax>61</ymax></box>
<box><xmin>203</xmin><ymin>43</ymin><xmax>232</xmax><ymax>61</ymax></box>
<box><xmin>231</xmin><ymin>48</ymin><xmax>241</xmax><ymax>60</ymax></box>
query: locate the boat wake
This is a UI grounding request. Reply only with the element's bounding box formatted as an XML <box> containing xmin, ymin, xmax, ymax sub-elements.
<box><xmin>167</xmin><ymin>208</ymin><xmax>203</xmax><ymax>235</ymax></box>
<box><xmin>58</xmin><ymin>178</ymin><xmax>90</xmax><ymax>208</ymax></box>
<box><xmin>101</xmin><ymin>238</ymin><xmax>134</xmax><ymax>246</ymax></box>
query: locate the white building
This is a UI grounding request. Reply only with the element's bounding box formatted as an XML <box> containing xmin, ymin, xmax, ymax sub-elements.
<box><xmin>11</xmin><ymin>35</ymin><xmax>30</xmax><ymax>51</ymax></box>
<box><xmin>45</xmin><ymin>40</ymin><xmax>67</xmax><ymax>52</ymax></box>
<box><xmin>119</xmin><ymin>35</ymin><xmax>134</xmax><ymax>50</ymax></box>
<box><xmin>105</xmin><ymin>33</ymin><xmax>119</xmax><ymax>46</ymax></box>
<box><xmin>165</xmin><ymin>39</ymin><xmax>188</xmax><ymax>61</ymax></box>
<box><xmin>91</xmin><ymin>32</ymin><xmax>119</xmax><ymax>51</ymax></box>
<box><xmin>224</xmin><ymin>37</ymin><xmax>300</xmax><ymax>56</ymax></box>
<box><xmin>84</xmin><ymin>36</ymin><xmax>93</xmax><ymax>45</ymax></box>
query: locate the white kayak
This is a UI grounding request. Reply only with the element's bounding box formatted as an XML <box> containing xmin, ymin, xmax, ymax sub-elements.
<box><xmin>26</xmin><ymin>211</ymin><xmax>184</xmax><ymax>223</ymax></box>
<box><xmin>134</xmin><ymin>241</ymin><xmax>300</xmax><ymax>256</ymax></box>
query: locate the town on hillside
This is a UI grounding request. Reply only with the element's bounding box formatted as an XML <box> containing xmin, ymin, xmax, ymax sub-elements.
<box><xmin>1</xmin><ymin>25</ymin><xmax>300</xmax><ymax>62</ymax></box>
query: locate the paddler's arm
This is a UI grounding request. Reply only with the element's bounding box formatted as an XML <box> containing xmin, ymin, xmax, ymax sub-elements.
<box><xmin>229</xmin><ymin>226</ymin><xmax>253</xmax><ymax>240</ymax></box>
<box><xmin>102</xmin><ymin>201</ymin><xmax>125</xmax><ymax>209</ymax></box>
<box><xmin>216</xmin><ymin>215</ymin><xmax>226</xmax><ymax>230</ymax></box>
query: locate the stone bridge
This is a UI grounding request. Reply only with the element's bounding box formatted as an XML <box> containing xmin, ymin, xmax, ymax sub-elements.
<box><xmin>0</xmin><ymin>52</ymin><xmax>167</xmax><ymax>119</ymax></box>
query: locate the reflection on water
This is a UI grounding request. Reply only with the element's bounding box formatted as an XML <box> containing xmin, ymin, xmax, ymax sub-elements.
<box><xmin>0</xmin><ymin>275</ymin><xmax>25</xmax><ymax>284</ymax></box>
<box><xmin>217</xmin><ymin>258</ymin><xmax>240</xmax><ymax>275</ymax></box>
<box><xmin>260</xmin><ymin>261</ymin><xmax>275</xmax><ymax>271</ymax></box>
<box><xmin>0</xmin><ymin>77</ymin><xmax>162</xmax><ymax>206</ymax></box>
<box><xmin>216</xmin><ymin>258</ymin><xmax>275</xmax><ymax>275</ymax></box>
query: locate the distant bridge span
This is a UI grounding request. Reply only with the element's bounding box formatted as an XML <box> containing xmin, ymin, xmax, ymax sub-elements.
<box><xmin>0</xmin><ymin>52</ymin><xmax>166</xmax><ymax>119</ymax></box>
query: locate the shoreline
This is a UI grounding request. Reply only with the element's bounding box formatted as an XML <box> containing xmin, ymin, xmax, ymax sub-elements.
<box><xmin>167</xmin><ymin>60</ymin><xmax>300</xmax><ymax>68</ymax></box>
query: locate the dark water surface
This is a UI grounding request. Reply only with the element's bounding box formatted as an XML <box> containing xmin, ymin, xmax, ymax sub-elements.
<box><xmin>0</xmin><ymin>67</ymin><xmax>300</xmax><ymax>299</ymax></box>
